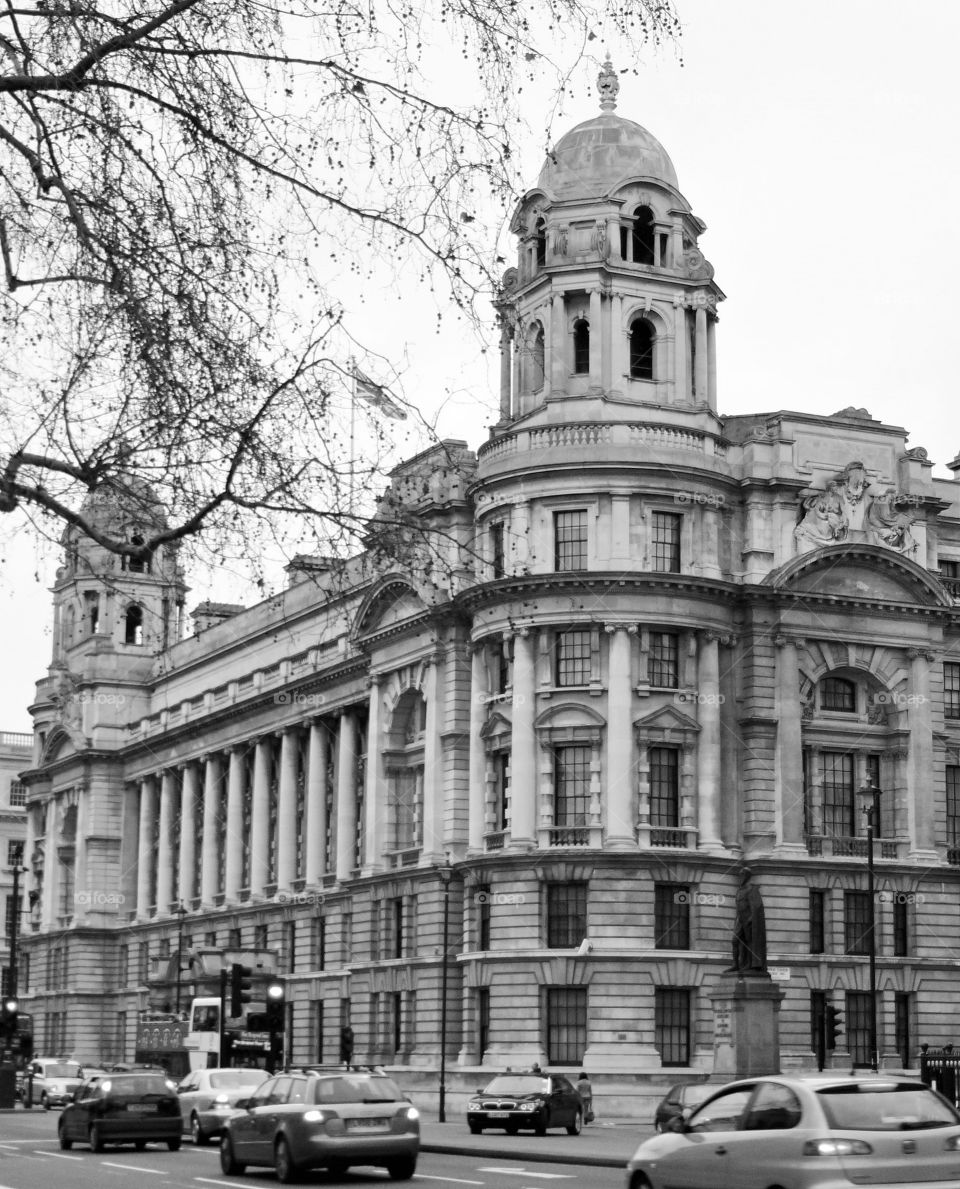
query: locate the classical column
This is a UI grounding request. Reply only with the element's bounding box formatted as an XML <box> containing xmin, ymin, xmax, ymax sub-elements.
<box><xmin>706</xmin><ymin>313</ymin><xmax>718</xmax><ymax>411</ymax></box>
<box><xmin>610</xmin><ymin>292</ymin><xmax>625</xmax><ymax>394</ymax></box>
<box><xmin>673</xmin><ymin>299</ymin><xmax>689</xmax><ymax>403</ymax></box>
<box><xmin>498</xmin><ymin>319</ymin><xmax>513</xmax><ymax>420</ymax></box>
<box><xmin>588</xmin><ymin>287</ymin><xmax>602</xmax><ymax>390</ymax></box>
<box><xmin>774</xmin><ymin>636</ymin><xmax>806</xmax><ymax>853</ymax></box>
<box><xmin>510</xmin><ymin>631</ymin><xmax>537</xmax><ymax>846</ymax></box>
<box><xmin>201</xmin><ymin>754</ymin><xmax>223</xmax><ymax>906</ymax></box>
<box><xmin>468</xmin><ymin>644</ymin><xmax>488</xmax><ymax>852</ymax></box>
<box><xmin>223</xmin><ymin>749</ymin><xmax>243</xmax><ymax>902</ymax></box>
<box><xmin>276</xmin><ymin>727</ymin><xmax>299</xmax><ymax>892</ymax></box>
<box><xmin>136</xmin><ymin>776</ymin><xmax>158</xmax><ymax>921</ymax></box>
<box><xmin>550</xmin><ymin>291</ymin><xmax>566</xmax><ymax>393</ymax></box>
<box><xmin>156</xmin><ymin>769</ymin><xmax>177</xmax><ymax>915</ymax></box>
<box><xmin>249</xmin><ymin>737</ymin><xmax>271</xmax><ymax>897</ymax></box>
<box><xmin>605</xmin><ymin>626</ymin><xmax>636</xmax><ymax>848</ymax></box>
<box><xmin>907</xmin><ymin>649</ymin><xmax>937</xmax><ymax>859</ymax></box>
<box><xmin>696</xmin><ymin>633</ymin><xmax>724</xmax><ymax>851</ymax></box>
<box><xmin>422</xmin><ymin>654</ymin><xmax>444</xmax><ymax>863</ymax></box>
<box><xmin>178</xmin><ymin>761</ymin><xmax>199</xmax><ymax>907</ymax></box>
<box><xmin>305</xmin><ymin>720</ymin><xmax>330</xmax><ymax>885</ymax></box>
<box><xmin>363</xmin><ymin>679</ymin><xmax>385</xmax><ymax>875</ymax></box>
<box><xmin>694</xmin><ymin>304</ymin><xmax>708</xmax><ymax>403</ymax></box>
<box><xmin>336</xmin><ymin>711</ymin><xmax>358</xmax><ymax>881</ymax></box>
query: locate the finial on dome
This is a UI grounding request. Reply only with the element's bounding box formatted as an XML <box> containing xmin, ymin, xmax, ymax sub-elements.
<box><xmin>597</xmin><ymin>57</ymin><xmax>619</xmax><ymax>111</ymax></box>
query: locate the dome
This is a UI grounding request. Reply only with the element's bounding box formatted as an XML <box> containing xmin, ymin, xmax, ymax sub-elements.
<box><xmin>536</xmin><ymin>60</ymin><xmax>679</xmax><ymax>199</ymax></box>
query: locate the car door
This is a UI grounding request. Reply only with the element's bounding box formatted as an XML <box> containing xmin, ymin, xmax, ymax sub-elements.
<box><xmin>68</xmin><ymin>1082</ymin><xmax>99</xmax><ymax>1140</ymax></box>
<box><xmin>177</xmin><ymin>1073</ymin><xmax>199</xmax><ymax>1130</ymax></box>
<box><xmin>249</xmin><ymin>1076</ymin><xmax>292</xmax><ymax>1162</ymax></box>
<box><xmin>653</xmin><ymin>1084</ymin><xmax>755</xmax><ymax>1189</ymax></box>
<box><xmin>554</xmin><ymin>1076</ymin><xmax>577</xmax><ymax>1123</ymax></box>
<box><xmin>721</xmin><ymin>1081</ymin><xmax>805</xmax><ymax>1189</ymax></box>
<box><xmin>231</xmin><ymin>1079</ymin><xmax>276</xmax><ymax>1160</ymax></box>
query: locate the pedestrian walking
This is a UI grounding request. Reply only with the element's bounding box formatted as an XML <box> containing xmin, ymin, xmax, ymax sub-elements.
<box><xmin>576</xmin><ymin>1071</ymin><xmax>594</xmax><ymax>1123</ymax></box>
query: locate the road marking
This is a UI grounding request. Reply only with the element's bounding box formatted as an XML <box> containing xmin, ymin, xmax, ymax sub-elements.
<box><xmin>417</xmin><ymin>1176</ymin><xmax>484</xmax><ymax>1185</ymax></box>
<box><xmin>34</xmin><ymin>1151</ymin><xmax>83</xmax><ymax>1160</ymax></box>
<box><xmin>195</xmin><ymin>1179</ymin><xmax>256</xmax><ymax>1188</ymax></box>
<box><xmin>477</xmin><ymin>1171</ymin><xmax>575</xmax><ymax>1180</ymax></box>
<box><xmin>101</xmin><ymin>1162</ymin><xmax>164</xmax><ymax>1173</ymax></box>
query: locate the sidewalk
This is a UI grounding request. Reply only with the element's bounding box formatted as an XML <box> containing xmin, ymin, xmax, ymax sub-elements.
<box><xmin>419</xmin><ymin>1115</ymin><xmax>649</xmax><ymax>1168</ymax></box>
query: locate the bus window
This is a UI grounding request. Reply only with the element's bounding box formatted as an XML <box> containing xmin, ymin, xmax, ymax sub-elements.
<box><xmin>191</xmin><ymin>1004</ymin><xmax>219</xmax><ymax>1033</ymax></box>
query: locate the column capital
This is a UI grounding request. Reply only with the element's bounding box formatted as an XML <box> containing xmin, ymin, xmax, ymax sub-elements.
<box><xmin>907</xmin><ymin>647</ymin><xmax>936</xmax><ymax>663</ymax></box>
<box><xmin>603</xmin><ymin>622</ymin><xmax>638</xmax><ymax>636</ymax></box>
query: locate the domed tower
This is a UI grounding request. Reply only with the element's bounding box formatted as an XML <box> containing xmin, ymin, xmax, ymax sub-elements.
<box><xmin>495</xmin><ymin>59</ymin><xmax>724</xmax><ymax>422</ymax></box>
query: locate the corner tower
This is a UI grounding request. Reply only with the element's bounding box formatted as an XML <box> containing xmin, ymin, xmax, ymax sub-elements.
<box><xmin>496</xmin><ymin>60</ymin><xmax>724</xmax><ymax>423</ymax></box>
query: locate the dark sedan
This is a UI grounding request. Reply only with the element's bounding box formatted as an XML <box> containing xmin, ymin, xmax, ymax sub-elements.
<box><xmin>653</xmin><ymin>1080</ymin><xmax>715</xmax><ymax>1131</ymax></box>
<box><xmin>58</xmin><ymin>1071</ymin><xmax>182</xmax><ymax>1152</ymax></box>
<box><xmin>466</xmin><ymin>1072</ymin><xmax>583</xmax><ymax>1135</ymax></box>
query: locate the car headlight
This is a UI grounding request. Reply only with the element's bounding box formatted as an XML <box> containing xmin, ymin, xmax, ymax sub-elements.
<box><xmin>944</xmin><ymin>1136</ymin><xmax>960</xmax><ymax>1152</ymax></box>
<box><xmin>213</xmin><ymin>1093</ymin><xmax>231</xmax><ymax>1105</ymax></box>
<box><xmin>405</xmin><ymin>1106</ymin><xmax>419</xmax><ymax>1121</ymax></box>
<box><xmin>467</xmin><ymin>1101</ymin><xmax>482</xmax><ymax>1110</ymax></box>
<box><xmin>520</xmin><ymin>1102</ymin><xmax>538</xmax><ymax>1111</ymax></box>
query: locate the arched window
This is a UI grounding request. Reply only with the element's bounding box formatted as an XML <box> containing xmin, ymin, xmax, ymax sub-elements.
<box><xmin>123</xmin><ymin>534</ymin><xmax>151</xmax><ymax>574</ymax></box>
<box><xmin>820</xmin><ymin>676</ymin><xmax>856</xmax><ymax>713</ymax></box>
<box><xmin>632</xmin><ymin>205</ymin><xmax>655</xmax><ymax>265</ymax></box>
<box><xmin>535</xmin><ymin>217</ymin><xmax>547</xmax><ymax>268</ymax></box>
<box><xmin>573</xmin><ymin>319</ymin><xmax>590</xmax><ymax>375</ymax></box>
<box><xmin>630</xmin><ymin>319</ymin><xmax>655</xmax><ymax>380</ymax></box>
<box><xmin>523</xmin><ymin>323</ymin><xmax>545</xmax><ymax>393</ymax></box>
<box><xmin>124</xmin><ymin>604</ymin><xmax>144</xmax><ymax>646</ymax></box>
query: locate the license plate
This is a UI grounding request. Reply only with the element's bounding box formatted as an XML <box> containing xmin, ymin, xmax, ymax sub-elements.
<box><xmin>126</xmin><ymin>1103</ymin><xmax>157</xmax><ymax>1114</ymax></box>
<box><xmin>347</xmin><ymin>1118</ymin><xmax>388</xmax><ymax>1131</ymax></box>
<box><xmin>486</xmin><ymin>1111</ymin><xmax>510</xmax><ymax>1118</ymax></box>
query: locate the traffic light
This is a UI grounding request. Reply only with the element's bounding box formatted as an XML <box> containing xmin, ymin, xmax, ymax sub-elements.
<box><xmin>265</xmin><ymin>981</ymin><xmax>285</xmax><ymax>1032</ymax></box>
<box><xmin>1</xmin><ymin>997</ymin><xmax>18</xmax><ymax>1035</ymax></box>
<box><xmin>246</xmin><ymin>1011</ymin><xmax>268</xmax><ymax>1032</ymax></box>
<box><xmin>230</xmin><ymin>964</ymin><xmax>253</xmax><ymax>1017</ymax></box>
<box><xmin>826</xmin><ymin>1004</ymin><xmax>843</xmax><ymax>1049</ymax></box>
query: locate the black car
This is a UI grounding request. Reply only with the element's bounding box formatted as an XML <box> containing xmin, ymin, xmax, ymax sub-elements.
<box><xmin>466</xmin><ymin>1072</ymin><xmax>583</xmax><ymax>1135</ymax></box>
<box><xmin>58</xmin><ymin>1071</ymin><xmax>182</xmax><ymax>1152</ymax></box>
<box><xmin>652</xmin><ymin>1081</ymin><xmax>715</xmax><ymax>1132</ymax></box>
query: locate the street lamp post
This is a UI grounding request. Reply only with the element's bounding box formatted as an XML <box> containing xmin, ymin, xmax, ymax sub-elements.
<box><xmin>858</xmin><ymin>780</ymin><xmax>883</xmax><ymax>1073</ymax></box>
<box><xmin>437</xmin><ymin>861</ymin><xmax>453</xmax><ymax>1124</ymax></box>
<box><xmin>8</xmin><ymin>844</ymin><xmax>26</xmax><ymax>1000</ymax></box>
<box><xmin>174</xmin><ymin>901</ymin><xmax>188</xmax><ymax>1015</ymax></box>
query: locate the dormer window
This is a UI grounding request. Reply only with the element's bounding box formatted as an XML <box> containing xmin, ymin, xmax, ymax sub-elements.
<box><xmin>630</xmin><ymin>319</ymin><xmax>655</xmax><ymax>380</ymax></box>
<box><xmin>572</xmin><ymin>319</ymin><xmax>590</xmax><ymax>375</ymax></box>
<box><xmin>124</xmin><ymin>604</ymin><xmax>144</xmax><ymax>646</ymax></box>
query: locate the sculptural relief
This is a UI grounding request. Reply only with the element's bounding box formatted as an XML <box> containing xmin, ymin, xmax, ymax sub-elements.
<box><xmin>794</xmin><ymin>460</ymin><xmax>920</xmax><ymax>556</ymax></box>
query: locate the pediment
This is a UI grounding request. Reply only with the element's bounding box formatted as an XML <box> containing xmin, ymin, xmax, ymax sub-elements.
<box><xmin>41</xmin><ymin>727</ymin><xmax>82</xmax><ymax>764</ymax></box>
<box><xmin>354</xmin><ymin>576</ymin><xmax>429</xmax><ymax>638</ymax></box>
<box><xmin>633</xmin><ymin>705</ymin><xmax>701</xmax><ymax>734</ymax></box>
<box><xmin>765</xmin><ymin>545</ymin><xmax>951</xmax><ymax>607</ymax></box>
<box><xmin>534</xmin><ymin>702</ymin><xmax>606</xmax><ymax>731</ymax></box>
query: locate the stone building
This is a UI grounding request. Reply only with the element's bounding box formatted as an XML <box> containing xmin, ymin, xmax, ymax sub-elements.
<box><xmin>17</xmin><ymin>65</ymin><xmax>960</xmax><ymax>1101</ymax></box>
<box><xmin>0</xmin><ymin>730</ymin><xmax>30</xmax><ymax>998</ymax></box>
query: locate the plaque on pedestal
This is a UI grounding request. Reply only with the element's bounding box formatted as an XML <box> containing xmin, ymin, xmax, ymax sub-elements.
<box><xmin>711</xmin><ymin>973</ymin><xmax>785</xmax><ymax>1079</ymax></box>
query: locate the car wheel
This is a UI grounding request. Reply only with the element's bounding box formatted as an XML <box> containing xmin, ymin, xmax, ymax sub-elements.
<box><xmin>220</xmin><ymin>1134</ymin><xmax>246</xmax><ymax>1175</ymax></box>
<box><xmin>41</xmin><ymin>1093</ymin><xmax>50</xmax><ymax>1110</ymax></box>
<box><xmin>566</xmin><ymin>1110</ymin><xmax>582</xmax><ymax>1136</ymax></box>
<box><xmin>135</xmin><ymin>1140</ymin><xmax>147</xmax><ymax>1150</ymax></box>
<box><xmin>468</xmin><ymin>1121</ymin><xmax>482</xmax><ymax>1134</ymax></box>
<box><xmin>58</xmin><ymin>1122</ymin><xmax>72</xmax><ymax>1150</ymax></box>
<box><xmin>386</xmin><ymin>1154</ymin><xmax>417</xmax><ymax>1180</ymax></box>
<box><xmin>89</xmin><ymin>1124</ymin><xmax>104</xmax><ymax>1153</ymax></box>
<box><xmin>168</xmin><ymin>1136</ymin><xmax>182</xmax><ymax>1151</ymax></box>
<box><xmin>274</xmin><ymin>1136</ymin><xmax>299</xmax><ymax>1183</ymax></box>
<box><xmin>191</xmin><ymin>1114</ymin><xmax>210</xmax><ymax>1145</ymax></box>
<box><xmin>629</xmin><ymin>1176</ymin><xmax>653</xmax><ymax>1189</ymax></box>
<box><xmin>534</xmin><ymin>1109</ymin><xmax>548</xmax><ymax>1137</ymax></box>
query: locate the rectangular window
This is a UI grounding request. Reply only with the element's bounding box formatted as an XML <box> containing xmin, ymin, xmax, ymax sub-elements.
<box><xmin>477</xmin><ymin>987</ymin><xmax>490</xmax><ymax>1058</ymax></box>
<box><xmin>844</xmin><ymin>890</ymin><xmax>871</xmax><ymax>955</ymax></box>
<box><xmin>228</xmin><ymin>927</ymin><xmax>242</xmax><ymax>948</ymax></box>
<box><xmin>654</xmin><ymin>988</ymin><xmax>691</xmax><ymax>1067</ymax></box>
<box><xmin>654</xmin><ymin>884</ymin><xmax>690</xmax><ymax>950</ymax></box>
<box><xmin>204</xmin><ymin>930</ymin><xmax>217</xmax><ymax>947</ymax></box>
<box><xmin>392</xmin><ymin>991</ymin><xmax>402</xmax><ymax>1056</ymax></box>
<box><xmin>477</xmin><ymin>886</ymin><xmax>491</xmax><ymax>951</ymax></box>
<box><xmin>892</xmin><ymin>896</ymin><xmax>909</xmax><ymax>957</ymax></box>
<box><xmin>554</xmin><ymin>510</ymin><xmax>588</xmax><ymax>572</ymax></box>
<box><xmin>651</xmin><ymin>512</ymin><xmax>681</xmax><ymax>573</ymax></box>
<box><xmin>895</xmin><ymin>991</ymin><xmax>913</xmax><ymax>1068</ymax></box>
<box><xmin>490</xmin><ymin>522</ymin><xmax>505</xmax><ymax>579</ymax></box>
<box><xmin>809</xmin><ymin>890</ymin><xmax>826</xmax><ymax>954</ymax></box>
<box><xmin>370</xmin><ymin>901</ymin><xmax>381</xmax><ymax>962</ymax></box>
<box><xmin>341</xmin><ymin>912</ymin><xmax>352</xmax><ymax>965</ymax></box>
<box><xmin>493</xmin><ymin>640</ymin><xmax>512</xmax><ymax>694</ymax></box>
<box><xmin>822</xmin><ymin>752</ymin><xmax>855</xmax><ymax>837</ymax></box>
<box><xmin>118</xmin><ymin>944</ymin><xmax>129</xmax><ymax>989</ymax></box>
<box><xmin>546</xmin><ymin>881</ymin><xmax>587</xmax><ymax>949</ymax></box>
<box><xmin>554</xmin><ymin>745</ymin><xmax>590</xmax><ymax>827</ymax></box>
<box><xmin>138</xmin><ymin>941</ymin><xmax>149</xmax><ymax>983</ymax></box>
<box><xmin>491</xmin><ymin>752</ymin><xmax>510</xmax><ymax>832</ymax></box>
<box><xmin>5</xmin><ymin>840</ymin><xmax>22</xmax><ymax>867</ymax></box>
<box><xmin>546</xmin><ymin>987</ymin><xmax>587</xmax><ymax>1065</ymax></box>
<box><xmin>945</xmin><ymin>663</ymin><xmax>960</xmax><ymax>720</ymax></box>
<box><xmin>846</xmin><ymin>990</ymin><xmax>872</xmax><ymax>1067</ymax></box>
<box><xmin>649</xmin><ymin>632</ymin><xmax>679</xmax><ymax>688</ymax></box>
<box><xmin>391</xmin><ymin>898</ymin><xmax>404</xmax><ymax>959</ymax></box>
<box><xmin>390</xmin><ymin>769</ymin><xmax>421</xmax><ymax>850</ymax></box>
<box><xmin>285</xmin><ymin>921</ymin><xmax>296</xmax><ymax>972</ymax></box>
<box><xmin>315</xmin><ymin>1000</ymin><xmax>324</xmax><ymax>1064</ymax></box>
<box><xmin>315</xmin><ymin>918</ymin><xmax>327</xmax><ymax>970</ymax></box>
<box><xmin>948</xmin><ymin>767</ymin><xmax>960</xmax><ymax>848</ymax></box>
<box><xmin>555</xmin><ymin>629</ymin><xmax>592</xmax><ymax>686</ymax></box>
<box><xmin>649</xmin><ymin>747</ymin><xmax>680</xmax><ymax>828</ymax></box>
<box><xmin>254</xmin><ymin>923</ymin><xmax>268</xmax><ymax>949</ymax></box>
<box><xmin>8</xmin><ymin>782</ymin><xmax>27</xmax><ymax>808</ymax></box>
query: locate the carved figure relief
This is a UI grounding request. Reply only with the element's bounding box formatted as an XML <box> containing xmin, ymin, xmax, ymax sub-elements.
<box><xmin>794</xmin><ymin>460</ymin><xmax>920</xmax><ymax>555</ymax></box>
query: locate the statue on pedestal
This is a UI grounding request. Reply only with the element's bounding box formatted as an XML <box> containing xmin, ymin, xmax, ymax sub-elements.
<box><xmin>725</xmin><ymin>866</ymin><xmax>767</xmax><ymax>974</ymax></box>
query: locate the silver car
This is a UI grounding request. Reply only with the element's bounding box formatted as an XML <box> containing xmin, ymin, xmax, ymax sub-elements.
<box><xmin>177</xmin><ymin>1067</ymin><xmax>268</xmax><ymax>1144</ymax></box>
<box><xmin>23</xmin><ymin>1058</ymin><xmax>84</xmax><ymax>1109</ymax></box>
<box><xmin>626</xmin><ymin>1074</ymin><xmax>960</xmax><ymax>1189</ymax></box>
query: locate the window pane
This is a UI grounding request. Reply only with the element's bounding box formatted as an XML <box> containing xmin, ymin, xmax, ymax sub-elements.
<box><xmin>821</xmin><ymin>677</ymin><xmax>856</xmax><ymax>712</ymax></box>
<box><xmin>948</xmin><ymin>767</ymin><xmax>960</xmax><ymax>847</ymax></box>
<box><xmin>556</xmin><ymin>630</ymin><xmax>591</xmax><ymax>686</ymax></box>
<box><xmin>654</xmin><ymin>988</ymin><xmax>690</xmax><ymax>1066</ymax></box>
<box><xmin>846</xmin><ymin>990</ymin><xmax>872</xmax><ymax>1067</ymax></box>
<box><xmin>651</xmin><ymin>512</ymin><xmax>681</xmax><ymax>572</ymax></box>
<box><xmin>555</xmin><ymin>510</ymin><xmax>588</xmax><ymax>571</ymax></box>
<box><xmin>821</xmin><ymin>752</ymin><xmax>854</xmax><ymax>836</ymax></box>
<box><xmin>809</xmin><ymin>890</ymin><xmax>826</xmax><ymax>954</ymax></box>
<box><xmin>554</xmin><ymin>746</ymin><xmax>590</xmax><ymax>826</ymax></box>
<box><xmin>649</xmin><ymin>747</ymin><xmax>679</xmax><ymax>828</ymax></box>
<box><xmin>546</xmin><ymin>988</ymin><xmax>586</xmax><ymax>1065</ymax></box>
<box><xmin>655</xmin><ymin>885</ymin><xmax>690</xmax><ymax>949</ymax></box>
<box><xmin>947</xmin><ymin>664</ymin><xmax>960</xmax><ymax>720</ymax></box>
<box><xmin>844</xmin><ymin>891</ymin><xmax>871</xmax><ymax>955</ymax></box>
<box><xmin>546</xmin><ymin>882</ymin><xmax>586</xmax><ymax>949</ymax></box>
<box><xmin>649</xmin><ymin>632</ymin><xmax>679</xmax><ymax>688</ymax></box>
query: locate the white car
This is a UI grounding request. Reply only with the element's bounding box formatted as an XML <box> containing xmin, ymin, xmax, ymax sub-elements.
<box><xmin>626</xmin><ymin>1073</ymin><xmax>960</xmax><ymax>1189</ymax></box>
<box><xmin>177</xmin><ymin>1067</ymin><xmax>268</xmax><ymax>1144</ymax></box>
<box><xmin>23</xmin><ymin>1058</ymin><xmax>84</xmax><ymax>1109</ymax></box>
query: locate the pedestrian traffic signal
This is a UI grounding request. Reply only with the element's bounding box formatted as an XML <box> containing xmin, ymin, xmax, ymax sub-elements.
<box><xmin>265</xmin><ymin>981</ymin><xmax>285</xmax><ymax>1031</ymax></box>
<box><xmin>1</xmin><ymin>997</ymin><xmax>17</xmax><ymax>1035</ymax></box>
<box><xmin>826</xmin><ymin>1004</ymin><xmax>843</xmax><ymax>1049</ymax></box>
<box><xmin>230</xmin><ymin>964</ymin><xmax>253</xmax><ymax>1017</ymax></box>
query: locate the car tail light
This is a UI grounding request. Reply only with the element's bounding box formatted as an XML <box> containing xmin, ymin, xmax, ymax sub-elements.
<box><xmin>803</xmin><ymin>1138</ymin><xmax>874</xmax><ymax>1157</ymax></box>
<box><xmin>302</xmin><ymin>1110</ymin><xmax>327</xmax><ymax>1123</ymax></box>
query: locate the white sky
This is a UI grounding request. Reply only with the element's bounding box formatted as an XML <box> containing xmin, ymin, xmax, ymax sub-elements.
<box><xmin>1</xmin><ymin>0</ymin><xmax>958</xmax><ymax>731</ymax></box>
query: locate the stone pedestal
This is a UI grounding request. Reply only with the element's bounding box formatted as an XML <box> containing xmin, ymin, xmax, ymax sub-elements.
<box><xmin>711</xmin><ymin>974</ymin><xmax>785</xmax><ymax>1078</ymax></box>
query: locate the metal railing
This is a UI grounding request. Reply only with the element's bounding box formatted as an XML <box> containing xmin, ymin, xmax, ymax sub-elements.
<box><xmin>920</xmin><ymin>1045</ymin><xmax>960</xmax><ymax>1108</ymax></box>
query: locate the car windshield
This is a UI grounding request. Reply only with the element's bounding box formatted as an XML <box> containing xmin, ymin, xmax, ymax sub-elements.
<box><xmin>44</xmin><ymin>1064</ymin><xmax>81</xmax><ymax>1078</ymax></box>
<box><xmin>313</xmin><ymin>1077</ymin><xmax>404</xmax><ymax>1103</ymax></box>
<box><xmin>209</xmin><ymin>1070</ymin><xmax>266</xmax><ymax>1089</ymax></box>
<box><xmin>817</xmin><ymin>1083</ymin><xmax>960</xmax><ymax>1131</ymax></box>
<box><xmin>481</xmin><ymin>1076</ymin><xmax>548</xmax><ymax>1095</ymax></box>
<box><xmin>104</xmin><ymin>1076</ymin><xmax>173</xmax><ymax>1096</ymax></box>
